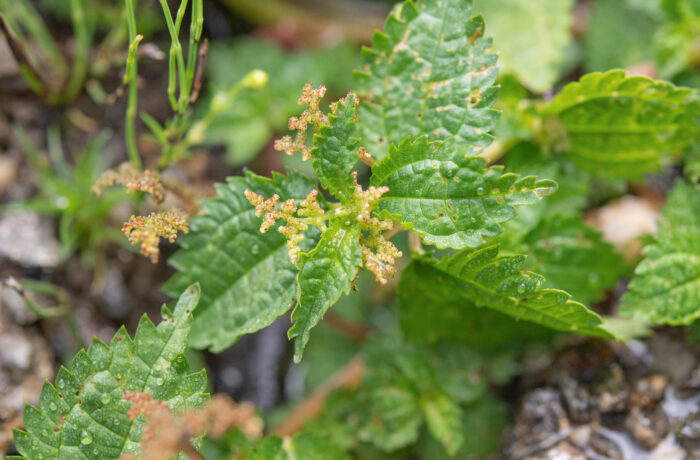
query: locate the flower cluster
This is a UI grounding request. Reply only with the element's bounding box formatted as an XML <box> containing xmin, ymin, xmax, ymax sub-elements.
<box><xmin>93</xmin><ymin>162</ymin><xmax>165</xmax><ymax>203</ymax></box>
<box><xmin>245</xmin><ymin>173</ymin><xmax>402</xmax><ymax>284</ymax></box>
<box><xmin>121</xmin><ymin>210</ymin><xmax>189</xmax><ymax>263</ymax></box>
<box><xmin>274</xmin><ymin>83</ymin><xmax>328</xmax><ymax>160</ymax></box>
<box><xmin>123</xmin><ymin>391</ymin><xmax>262</xmax><ymax>460</ymax></box>
<box><xmin>344</xmin><ymin>172</ymin><xmax>402</xmax><ymax>285</ymax></box>
<box><xmin>244</xmin><ymin>189</ymin><xmax>325</xmax><ymax>264</ymax></box>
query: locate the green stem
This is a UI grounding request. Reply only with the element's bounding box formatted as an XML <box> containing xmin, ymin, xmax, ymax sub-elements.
<box><xmin>12</xmin><ymin>278</ymin><xmax>85</xmax><ymax>349</ymax></box>
<box><xmin>124</xmin><ymin>0</ymin><xmax>143</xmax><ymax>168</ymax></box>
<box><xmin>64</xmin><ymin>0</ymin><xmax>92</xmax><ymax>103</ymax></box>
<box><xmin>184</xmin><ymin>69</ymin><xmax>268</xmax><ymax>148</ymax></box>
<box><xmin>181</xmin><ymin>0</ymin><xmax>203</xmax><ymax>110</ymax></box>
<box><xmin>2</xmin><ymin>278</ymin><xmax>69</xmax><ymax>318</ymax></box>
<box><xmin>159</xmin><ymin>0</ymin><xmax>187</xmax><ymax>113</ymax></box>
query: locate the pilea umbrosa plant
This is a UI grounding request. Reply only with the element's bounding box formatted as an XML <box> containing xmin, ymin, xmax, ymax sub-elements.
<box><xmin>11</xmin><ymin>0</ymin><xmax>700</xmax><ymax>459</ymax></box>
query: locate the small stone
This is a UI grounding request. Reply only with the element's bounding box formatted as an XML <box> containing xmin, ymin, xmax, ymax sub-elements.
<box><xmin>625</xmin><ymin>405</ymin><xmax>670</xmax><ymax>449</ymax></box>
<box><xmin>0</xmin><ymin>156</ymin><xmax>17</xmax><ymax>193</ymax></box>
<box><xmin>0</xmin><ymin>211</ymin><xmax>60</xmax><ymax>267</ymax></box>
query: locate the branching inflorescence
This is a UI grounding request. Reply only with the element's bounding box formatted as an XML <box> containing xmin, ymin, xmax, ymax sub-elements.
<box><xmin>122</xmin><ymin>210</ymin><xmax>189</xmax><ymax>263</ymax></box>
<box><xmin>94</xmin><ymin>163</ymin><xmax>190</xmax><ymax>262</ymax></box>
<box><xmin>94</xmin><ymin>162</ymin><xmax>166</xmax><ymax>203</ymax></box>
<box><xmin>246</xmin><ymin>85</ymin><xmax>401</xmax><ymax>284</ymax></box>
<box><xmin>123</xmin><ymin>391</ymin><xmax>262</xmax><ymax>460</ymax></box>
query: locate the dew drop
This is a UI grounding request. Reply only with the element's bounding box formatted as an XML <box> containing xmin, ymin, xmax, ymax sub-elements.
<box><xmin>49</xmin><ymin>402</ymin><xmax>57</xmax><ymax>411</ymax></box>
<box><xmin>251</xmin><ymin>245</ymin><xmax>259</xmax><ymax>255</ymax></box>
<box><xmin>56</xmin><ymin>380</ymin><xmax>65</xmax><ymax>389</ymax></box>
<box><xmin>80</xmin><ymin>430</ymin><xmax>93</xmax><ymax>445</ymax></box>
<box><xmin>100</xmin><ymin>393</ymin><xmax>110</xmax><ymax>404</ymax></box>
<box><xmin>476</xmin><ymin>187</ymin><xmax>484</xmax><ymax>196</ymax></box>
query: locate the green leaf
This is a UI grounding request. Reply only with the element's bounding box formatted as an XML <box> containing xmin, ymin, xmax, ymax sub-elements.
<box><xmin>370</xmin><ymin>136</ymin><xmax>556</xmax><ymax>249</ymax></box>
<box><xmin>357</xmin><ymin>378</ymin><xmax>424</xmax><ymax>451</ymax></box>
<box><xmin>311</xmin><ymin>93</ymin><xmax>359</xmax><ymax>201</ymax></box>
<box><xmin>656</xmin><ymin>1</ymin><xmax>700</xmax><ymax>78</ymax></box>
<box><xmin>289</xmin><ymin>218</ymin><xmax>363</xmax><ymax>363</ymax></box>
<box><xmin>354</xmin><ymin>0</ymin><xmax>499</xmax><ymax>160</ymax></box>
<box><xmin>357</xmin><ymin>337</ymin><xmax>485</xmax><ymax>454</ymax></box>
<box><xmin>472</xmin><ymin>0</ymin><xmax>575</xmax><ymax>93</ymax></box>
<box><xmin>399</xmin><ymin>256</ymin><xmax>557</xmax><ymax>348</ymax></box>
<box><xmin>583</xmin><ymin>0</ymin><xmax>657</xmax><ymax>72</ymax></box>
<box><xmin>512</xmin><ymin>215</ymin><xmax>628</xmax><ymax>305</ymax></box>
<box><xmin>417</xmin><ymin>395</ymin><xmax>507</xmax><ymax>460</ymax></box>
<box><xmin>12</xmin><ymin>285</ymin><xmax>208</xmax><ymax>460</ymax></box>
<box><xmin>420</xmin><ymin>393</ymin><xmax>463</xmax><ymax>456</ymax></box>
<box><xmin>621</xmin><ymin>180</ymin><xmax>700</xmax><ymax>325</ymax></box>
<box><xmin>251</xmin><ymin>433</ymin><xmax>351</xmax><ymax>460</ymax></box>
<box><xmin>402</xmin><ymin>248</ymin><xmax>613</xmax><ymax>339</ymax></box>
<box><xmin>543</xmin><ymin>70</ymin><xmax>700</xmax><ymax>179</ymax></box>
<box><xmin>164</xmin><ymin>171</ymin><xmax>318</xmax><ymax>352</ymax></box>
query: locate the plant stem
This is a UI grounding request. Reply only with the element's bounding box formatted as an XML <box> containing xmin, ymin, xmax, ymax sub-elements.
<box><xmin>181</xmin><ymin>444</ymin><xmax>206</xmax><ymax>460</ymax></box>
<box><xmin>8</xmin><ymin>277</ymin><xmax>87</xmax><ymax>349</ymax></box>
<box><xmin>181</xmin><ymin>0</ymin><xmax>203</xmax><ymax>110</ymax></box>
<box><xmin>480</xmin><ymin>138</ymin><xmax>518</xmax><ymax>165</ymax></box>
<box><xmin>125</xmin><ymin>34</ymin><xmax>143</xmax><ymax>168</ymax></box>
<box><xmin>159</xmin><ymin>0</ymin><xmax>188</xmax><ymax>113</ymax></box>
<box><xmin>323</xmin><ymin>311</ymin><xmax>371</xmax><ymax>342</ymax></box>
<box><xmin>188</xmin><ymin>38</ymin><xmax>208</xmax><ymax>104</ymax></box>
<box><xmin>3</xmin><ymin>277</ymin><xmax>70</xmax><ymax>318</ymax></box>
<box><xmin>124</xmin><ymin>0</ymin><xmax>143</xmax><ymax>168</ymax></box>
<box><xmin>408</xmin><ymin>233</ymin><xmax>425</xmax><ymax>255</ymax></box>
<box><xmin>270</xmin><ymin>355</ymin><xmax>365</xmax><ymax>436</ymax></box>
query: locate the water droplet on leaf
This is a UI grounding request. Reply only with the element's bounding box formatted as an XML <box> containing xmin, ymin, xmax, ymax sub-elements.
<box><xmin>80</xmin><ymin>431</ymin><xmax>93</xmax><ymax>445</ymax></box>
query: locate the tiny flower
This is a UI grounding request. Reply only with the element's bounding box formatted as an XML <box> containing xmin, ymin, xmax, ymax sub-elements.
<box><xmin>94</xmin><ymin>162</ymin><xmax>165</xmax><ymax>203</ymax></box>
<box><xmin>273</xmin><ymin>83</ymin><xmax>328</xmax><ymax>161</ymax></box>
<box><xmin>122</xmin><ymin>209</ymin><xmax>189</xmax><ymax>263</ymax></box>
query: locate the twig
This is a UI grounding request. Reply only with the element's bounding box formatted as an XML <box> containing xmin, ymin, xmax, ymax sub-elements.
<box><xmin>181</xmin><ymin>444</ymin><xmax>206</xmax><ymax>460</ymax></box>
<box><xmin>323</xmin><ymin>311</ymin><xmax>371</xmax><ymax>342</ymax></box>
<box><xmin>382</xmin><ymin>222</ymin><xmax>403</xmax><ymax>240</ymax></box>
<box><xmin>359</xmin><ymin>154</ymin><xmax>375</xmax><ymax>167</ymax></box>
<box><xmin>189</xmin><ymin>38</ymin><xmax>208</xmax><ymax>104</ymax></box>
<box><xmin>270</xmin><ymin>355</ymin><xmax>365</xmax><ymax>436</ymax></box>
<box><xmin>182</xmin><ymin>0</ymin><xmax>204</xmax><ymax>109</ymax></box>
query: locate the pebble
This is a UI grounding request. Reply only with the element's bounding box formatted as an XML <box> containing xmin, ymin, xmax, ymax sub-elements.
<box><xmin>0</xmin><ymin>211</ymin><xmax>60</xmax><ymax>267</ymax></box>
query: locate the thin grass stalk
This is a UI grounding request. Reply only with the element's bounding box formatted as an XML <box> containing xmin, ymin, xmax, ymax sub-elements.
<box><xmin>124</xmin><ymin>0</ymin><xmax>143</xmax><ymax>168</ymax></box>
<box><xmin>181</xmin><ymin>0</ymin><xmax>203</xmax><ymax>110</ymax></box>
<box><xmin>159</xmin><ymin>0</ymin><xmax>187</xmax><ymax>113</ymax></box>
